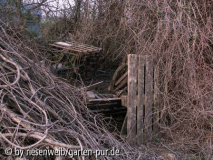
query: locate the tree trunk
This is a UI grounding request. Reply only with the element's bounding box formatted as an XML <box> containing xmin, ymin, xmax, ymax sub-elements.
<box><xmin>84</xmin><ymin>0</ymin><xmax>89</xmax><ymax>20</ymax></box>
<box><xmin>75</xmin><ymin>0</ymin><xmax>82</xmax><ymax>23</ymax></box>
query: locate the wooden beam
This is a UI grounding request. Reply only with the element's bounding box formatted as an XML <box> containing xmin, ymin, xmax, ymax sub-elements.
<box><xmin>153</xmin><ymin>64</ymin><xmax>160</xmax><ymax>133</ymax></box>
<box><xmin>144</xmin><ymin>55</ymin><xmax>154</xmax><ymax>143</ymax></box>
<box><xmin>127</xmin><ymin>54</ymin><xmax>137</xmax><ymax>146</ymax></box>
<box><xmin>88</xmin><ymin>98</ymin><xmax>121</xmax><ymax>103</ymax></box>
<box><xmin>137</xmin><ymin>55</ymin><xmax>145</xmax><ymax>145</ymax></box>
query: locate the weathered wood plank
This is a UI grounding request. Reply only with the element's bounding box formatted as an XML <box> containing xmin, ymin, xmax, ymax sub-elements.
<box><xmin>108</xmin><ymin>61</ymin><xmax>126</xmax><ymax>92</ymax></box>
<box><xmin>144</xmin><ymin>55</ymin><xmax>154</xmax><ymax>143</ymax></box>
<box><xmin>137</xmin><ymin>55</ymin><xmax>145</xmax><ymax>145</ymax></box>
<box><xmin>153</xmin><ymin>65</ymin><xmax>160</xmax><ymax>133</ymax></box>
<box><xmin>115</xmin><ymin>71</ymin><xmax>128</xmax><ymax>86</ymax></box>
<box><xmin>114</xmin><ymin>77</ymin><xmax>127</xmax><ymax>91</ymax></box>
<box><xmin>127</xmin><ymin>54</ymin><xmax>138</xmax><ymax>146</ymax></box>
<box><xmin>88</xmin><ymin>98</ymin><xmax>121</xmax><ymax>103</ymax></box>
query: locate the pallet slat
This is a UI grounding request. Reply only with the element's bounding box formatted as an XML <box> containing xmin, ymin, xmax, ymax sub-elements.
<box><xmin>137</xmin><ymin>56</ymin><xmax>145</xmax><ymax>144</ymax></box>
<box><xmin>144</xmin><ymin>55</ymin><xmax>154</xmax><ymax>142</ymax></box>
<box><xmin>115</xmin><ymin>71</ymin><xmax>128</xmax><ymax>86</ymax></box>
<box><xmin>153</xmin><ymin>65</ymin><xmax>160</xmax><ymax>133</ymax></box>
<box><xmin>127</xmin><ymin>54</ymin><xmax>137</xmax><ymax>146</ymax></box>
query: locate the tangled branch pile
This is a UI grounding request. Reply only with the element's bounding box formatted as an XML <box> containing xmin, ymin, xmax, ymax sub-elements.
<box><xmin>1</xmin><ymin>0</ymin><xmax>213</xmax><ymax>158</ymax></box>
<box><xmin>0</xmin><ymin>27</ymin><xmax>156</xmax><ymax>159</ymax></box>
<box><xmin>46</xmin><ymin>0</ymin><xmax>213</xmax><ymax>157</ymax></box>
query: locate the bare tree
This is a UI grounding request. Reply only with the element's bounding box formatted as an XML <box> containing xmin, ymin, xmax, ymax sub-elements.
<box><xmin>74</xmin><ymin>0</ymin><xmax>82</xmax><ymax>23</ymax></box>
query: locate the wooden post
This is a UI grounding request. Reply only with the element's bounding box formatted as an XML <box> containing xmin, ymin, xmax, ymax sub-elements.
<box><xmin>127</xmin><ymin>54</ymin><xmax>137</xmax><ymax>146</ymax></box>
<box><xmin>144</xmin><ymin>55</ymin><xmax>154</xmax><ymax>142</ymax></box>
<box><xmin>137</xmin><ymin>56</ymin><xmax>145</xmax><ymax>144</ymax></box>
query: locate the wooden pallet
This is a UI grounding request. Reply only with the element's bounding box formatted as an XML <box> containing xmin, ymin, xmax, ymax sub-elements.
<box><xmin>50</xmin><ymin>41</ymin><xmax>101</xmax><ymax>54</ymax></box>
<box><xmin>86</xmin><ymin>91</ymin><xmax>126</xmax><ymax>115</ymax></box>
<box><xmin>49</xmin><ymin>41</ymin><xmax>102</xmax><ymax>76</ymax></box>
<box><xmin>124</xmin><ymin>54</ymin><xmax>160</xmax><ymax>146</ymax></box>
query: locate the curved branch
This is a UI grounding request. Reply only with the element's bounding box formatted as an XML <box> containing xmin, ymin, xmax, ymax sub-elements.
<box><xmin>0</xmin><ymin>54</ymin><xmax>21</xmax><ymax>88</ymax></box>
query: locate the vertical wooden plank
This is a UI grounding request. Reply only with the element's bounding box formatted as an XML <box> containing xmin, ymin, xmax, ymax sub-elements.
<box><xmin>127</xmin><ymin>54</ymin><xmax>137</xmax><ymax>146</ymax></box>
<box><xmin>144</xmin><ymin>55</ymin><xmax>154</xmax><ymax>143</ymax></box>
<box><xmin>137</xmin><ymin>55</ymin><xmax>145</xmax><ymax>145</ymax></box>
<box><xmin>153</xmin><ymin>65</ymin><xmax>160</xmax><ymax>133</ymax></box>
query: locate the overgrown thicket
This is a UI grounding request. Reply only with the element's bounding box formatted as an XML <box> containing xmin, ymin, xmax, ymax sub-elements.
<box><xmin>44</xmin><ymin>0</ymin><xmax>213</xmax><ymax>157</ymax></box>
<box><xmin>1</xmin><ymin>0</ymin><xmax>213</xmax><ymax>159</ymax></box>
<box><xmin>0</xmin><ymin>26</ymin><xmax>158</xmax><ymax>159</ymax></box>
<box><xmin>126</xmin><ymin>1</ymin><xmax>213</xmax><ymax>157</ymax></box>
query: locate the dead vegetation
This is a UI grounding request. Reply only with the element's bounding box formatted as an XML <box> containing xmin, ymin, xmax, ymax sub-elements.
<box><xmin>51</xmin><ymin>0</ymin><xmax>213</xmax><ymax>158</ymax></box>
<box><xmin>0</xmin><ymin>0</ymin><xmax>213</xmax><ymax>159</ymax></box>
<box><xmin>0</xmin><ymin>26</ymin><xmax>159</xmax><ymax>159</ymax></box>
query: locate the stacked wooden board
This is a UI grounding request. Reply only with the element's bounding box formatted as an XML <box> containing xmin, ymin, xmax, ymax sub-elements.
<box><xmin>86</xmin><ymin>91</ymin><xmax>126</xmax><ymax>116</ymax></box>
